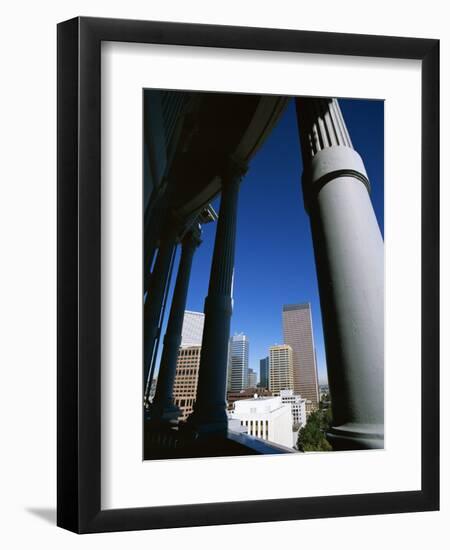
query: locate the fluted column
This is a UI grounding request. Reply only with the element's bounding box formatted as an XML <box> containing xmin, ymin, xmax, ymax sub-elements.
<box><xmin>143</xmin><ymin>229</ymin><xmax>177</xmax><ymax>399</ymax></box>
<box><xmin>186</xmin><ymin>159</ymin><xmax>247</xmax><ymax>435</ymax></box>
<box><xmin>149</xmin><ymin>228</ymin><xmax>201</xmax><ymax>421</ymax></box>
<box><xmin>296</xmin><ymin>97</ymin><xmax>384</xmax><ymax>450</ymax></box>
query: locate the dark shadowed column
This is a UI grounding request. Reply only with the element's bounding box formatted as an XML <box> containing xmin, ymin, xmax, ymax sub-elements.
<box><xmin>149</xmin><ymin>227</ymin><xmax>201</xmax><ymax>421</ymax></box>
<box><xmin>143</xmin><ymin>229</ymin><xmax>177</xmax><ymax>399</ymax></box>
<box><xmin>187</xmin><ymin>159</ymin><xmax>247</xmax><ymax>436</ymax></box>
<box><xmin>296</xmin><ymin>97</ymin><xmax>384</xmax><ymax>450</ymax></box>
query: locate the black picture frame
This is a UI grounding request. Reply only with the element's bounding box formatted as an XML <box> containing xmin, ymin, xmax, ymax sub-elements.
<box><xmin>57</xmin><ymin>16</ymin><xmax>439</xmax><ymax>533</ymax></box>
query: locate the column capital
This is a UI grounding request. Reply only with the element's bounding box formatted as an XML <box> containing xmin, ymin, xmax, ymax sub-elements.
<box><xmin>221</xmin><ymin>155</ymin><xmax>248</xmax><ymax>187</ymax></box>
<box><xmin>182</xmin><ymin>225</ymin><xmax>202</xmax><ymax>250</ymax></box>
<box><xmin>305</xmin><ymin>146</ymin><xmax>370</xmax><ymax>193</ymax></box>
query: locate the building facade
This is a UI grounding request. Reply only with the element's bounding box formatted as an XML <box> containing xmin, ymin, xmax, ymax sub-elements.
<box><xmin>282</xmin><ymin>303</ymin><xmax>320</xmax><ymax>409</ymax></box>
<box><xmin>269</xmin><ymin>344</ymin><xmax>294</xmax><ymax>394</ymax></box>
<box><xmin>229</xmin><ymin>396</ymin><xmax>293</xmax><ymax>448</ymax></box>
<box><xmin>228</xmin><ymin>333</ymin><xmax>250</xmax><ymax>392</ymax></box>
<box><xmin>280</xmin><ymin>389</ymin><xmax>307</xmax><ymax>428</ymax></box>
<box><xmin>180</xmin><ymin>311</ymin><xmax>205</xmax><ymax>347</ymax></box>
<box><xmin>259</xmin><ymin>356</ymin><xmax>269</xmax><ymax>389</ymax></box>
<box><xmin>172</xmin><ymin>345</ymin><xmax>201</xmax><ymax>420</ymax></box>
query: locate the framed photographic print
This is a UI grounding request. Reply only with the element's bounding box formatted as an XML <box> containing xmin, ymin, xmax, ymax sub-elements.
<box><xmin>57</xmin><ymin>16</ymin><xmax>439</xmax><ymax>533</ymax></box>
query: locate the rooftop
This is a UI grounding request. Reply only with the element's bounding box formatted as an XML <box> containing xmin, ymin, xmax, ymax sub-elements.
<box><xmin>282</xmin><ymin>303</ymin><xmax>311</xmax><ymax>312</ymax></box>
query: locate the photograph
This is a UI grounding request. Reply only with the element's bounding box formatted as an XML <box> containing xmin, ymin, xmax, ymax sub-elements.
<box><xmin>142</xmin><ymin>90</ymin><xmax>385</xmax><ymax>460</ymax></box>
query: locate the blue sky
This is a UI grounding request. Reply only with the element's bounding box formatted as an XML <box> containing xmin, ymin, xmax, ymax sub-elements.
<box><xmin>162</xmin><ymin>97</ymin><xmax>384</xmax><ymax>385</ymax></box>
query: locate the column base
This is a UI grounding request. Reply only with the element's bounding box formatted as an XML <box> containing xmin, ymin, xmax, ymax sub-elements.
<box><xmin>183</xmin><ymin>409</ymin><xmax>228</xmax><ymax>437</ymax></box>
<box><xmin>327</xmin><ymin>423</ymin><xmax>384</xmax><ymax>451</ymax></box>
<box><xmin>147</xmin><ymin>402</ymin><xmax>181</xmax><ymax>423</ymax></box>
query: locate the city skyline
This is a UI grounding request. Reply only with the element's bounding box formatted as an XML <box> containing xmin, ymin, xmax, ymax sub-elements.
<box><xmin>175</xmin><ymin>309</ymin><xmax>322</xmax><ymax>390</ymax></box>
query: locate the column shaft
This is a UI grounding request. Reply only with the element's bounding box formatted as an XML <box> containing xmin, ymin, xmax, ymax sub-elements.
<box><xmin>144</xmin><ymin>199</ymin><xmax>168</xmax><ymax>291</ymax></box>
<box><xmin>150</xmin><ymin>230</ymin><xmax>200</xmax><ymax>421</ymax></box>
<box><xmin>187</xmin><ymin>161</ymin><xmax>246</xmax><ymax>435</ymax></box>
<box><xmin>296</xmin><ymin>97</ymin><xmax>384</xmax><ymax>450</ymax></box>
<box><xmin>143</xmin><ymin>233</ymin><xmax>176</xmax><ymax>397</ymax></box>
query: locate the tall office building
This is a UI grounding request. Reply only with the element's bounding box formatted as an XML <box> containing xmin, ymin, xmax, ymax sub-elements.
<box><xmin>282</xmin><ymin>303</ymin><xmax>320</xmax><ymax>408</ymax></box>
<box><xmin>172</xmin><ymin>345</ymin><xmax>201</xmax><ymax>420</ymax></box>
<box><xmin>180</xmin><ymin>311</ymin><xmax>204</xmax><ymax>346</ymax></box>
<box><xmin>269</xmin><ymin>344</ymin><xmax>294</xmax><ymax>394</ymax></box>
<box><xmin>171</xmin><ymin>311</ymin><xmax>205</xmax><ymax>420</ymax></box>
<box><xmin>247</xmin><ymin>368</ymin><xmax>257</xmax><ymax>389</ymax></box>
<box><xmin>259</xmin><ymin>357</ymin><xmax>269</xmax><ymax>389</ymax></box>
<box><xmin>228</xmin><ymin>333</ymin><xmax>249</xmax><ymax>392</ymax></box>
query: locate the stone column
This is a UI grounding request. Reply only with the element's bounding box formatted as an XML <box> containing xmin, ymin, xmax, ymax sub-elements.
<box><xmin>149</xmin><ymin>227</ymin><xmax>201</xmax><ymax>421</ymax></box>
<box><xmin>187</xmin><ymin>159</ymin><xmax>247</xmax><ymax>435</ymax></box>
<box><xmin>296</xmin><ymin>98</ymin><xmax>384</xmax><ymax>450</ymax></box>
<box><xmin>143</xmin><ymin>193</ymin><xmax>170</xmax><ymax>292</ymax></box>
<box><xmin>143</xmin><ymin>230</ymin><xmax>177</xmax><ymax>399</ymax></box>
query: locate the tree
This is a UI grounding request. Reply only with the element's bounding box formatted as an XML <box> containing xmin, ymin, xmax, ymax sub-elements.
<box><xmin>297</xmin><ymin>410</ymin><xmax>332</xmax><ymax>452</ymax></box>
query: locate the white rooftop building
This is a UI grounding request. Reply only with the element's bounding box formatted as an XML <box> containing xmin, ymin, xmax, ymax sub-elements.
<box><xmin>229</xmin><ymin>395</ymin><xmax>293</xmax><ymax>448</ymax></box>
<box><xmin>280</xmin><ymin>389</ymin><xmax>307</xmax><ymax>428</ymax></box>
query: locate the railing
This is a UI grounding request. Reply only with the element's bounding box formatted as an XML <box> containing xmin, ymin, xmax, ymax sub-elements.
<box><xmin>144</xmin><ymin>422</ymin><xmax>297</xmax><ymax>460</ymax></box>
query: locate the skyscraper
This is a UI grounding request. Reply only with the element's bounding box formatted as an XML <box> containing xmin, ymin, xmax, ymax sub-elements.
<box><xmin>228</xmin><ymin>333</ymin><xmax>249</xmax><ymax>392</ymax></box>
<box><xmin>247</xmin><ymin>368</ymin><xmax>257</xmax><ymax>389</ymax></box>
<box><xmin>282</xmin><ymin>303</ymin><xmax>320</xmax><ymax>408</ymax></box>
<box><xmin>170</xmin><ymin>311</ymin><xmax>205</xmax><ymax>420</ymax></box>
<box><xmin>173</xmin><ymin>345</ymin><xmax>201</xmax><ymax>420</ymax></box>
<box><xmin>180</xmin><ymin>311</ymin><xmax>205</xmax><ymax>346</ymax></box>
<box><xmin>269</xmin><ymin>344</ymin><xmax>294</xmax><ymax>394</ymax></box>
<box><xmin>259</xmin><ymin>356</ymin><xmax>269</xmax><ymax>389</ymax></box>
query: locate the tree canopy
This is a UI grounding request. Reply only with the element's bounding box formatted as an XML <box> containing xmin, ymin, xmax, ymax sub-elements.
<box><xmin>297</xmin><ymin>408</ymin><xmax>332</xmax><ymax>452</ymax></box>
